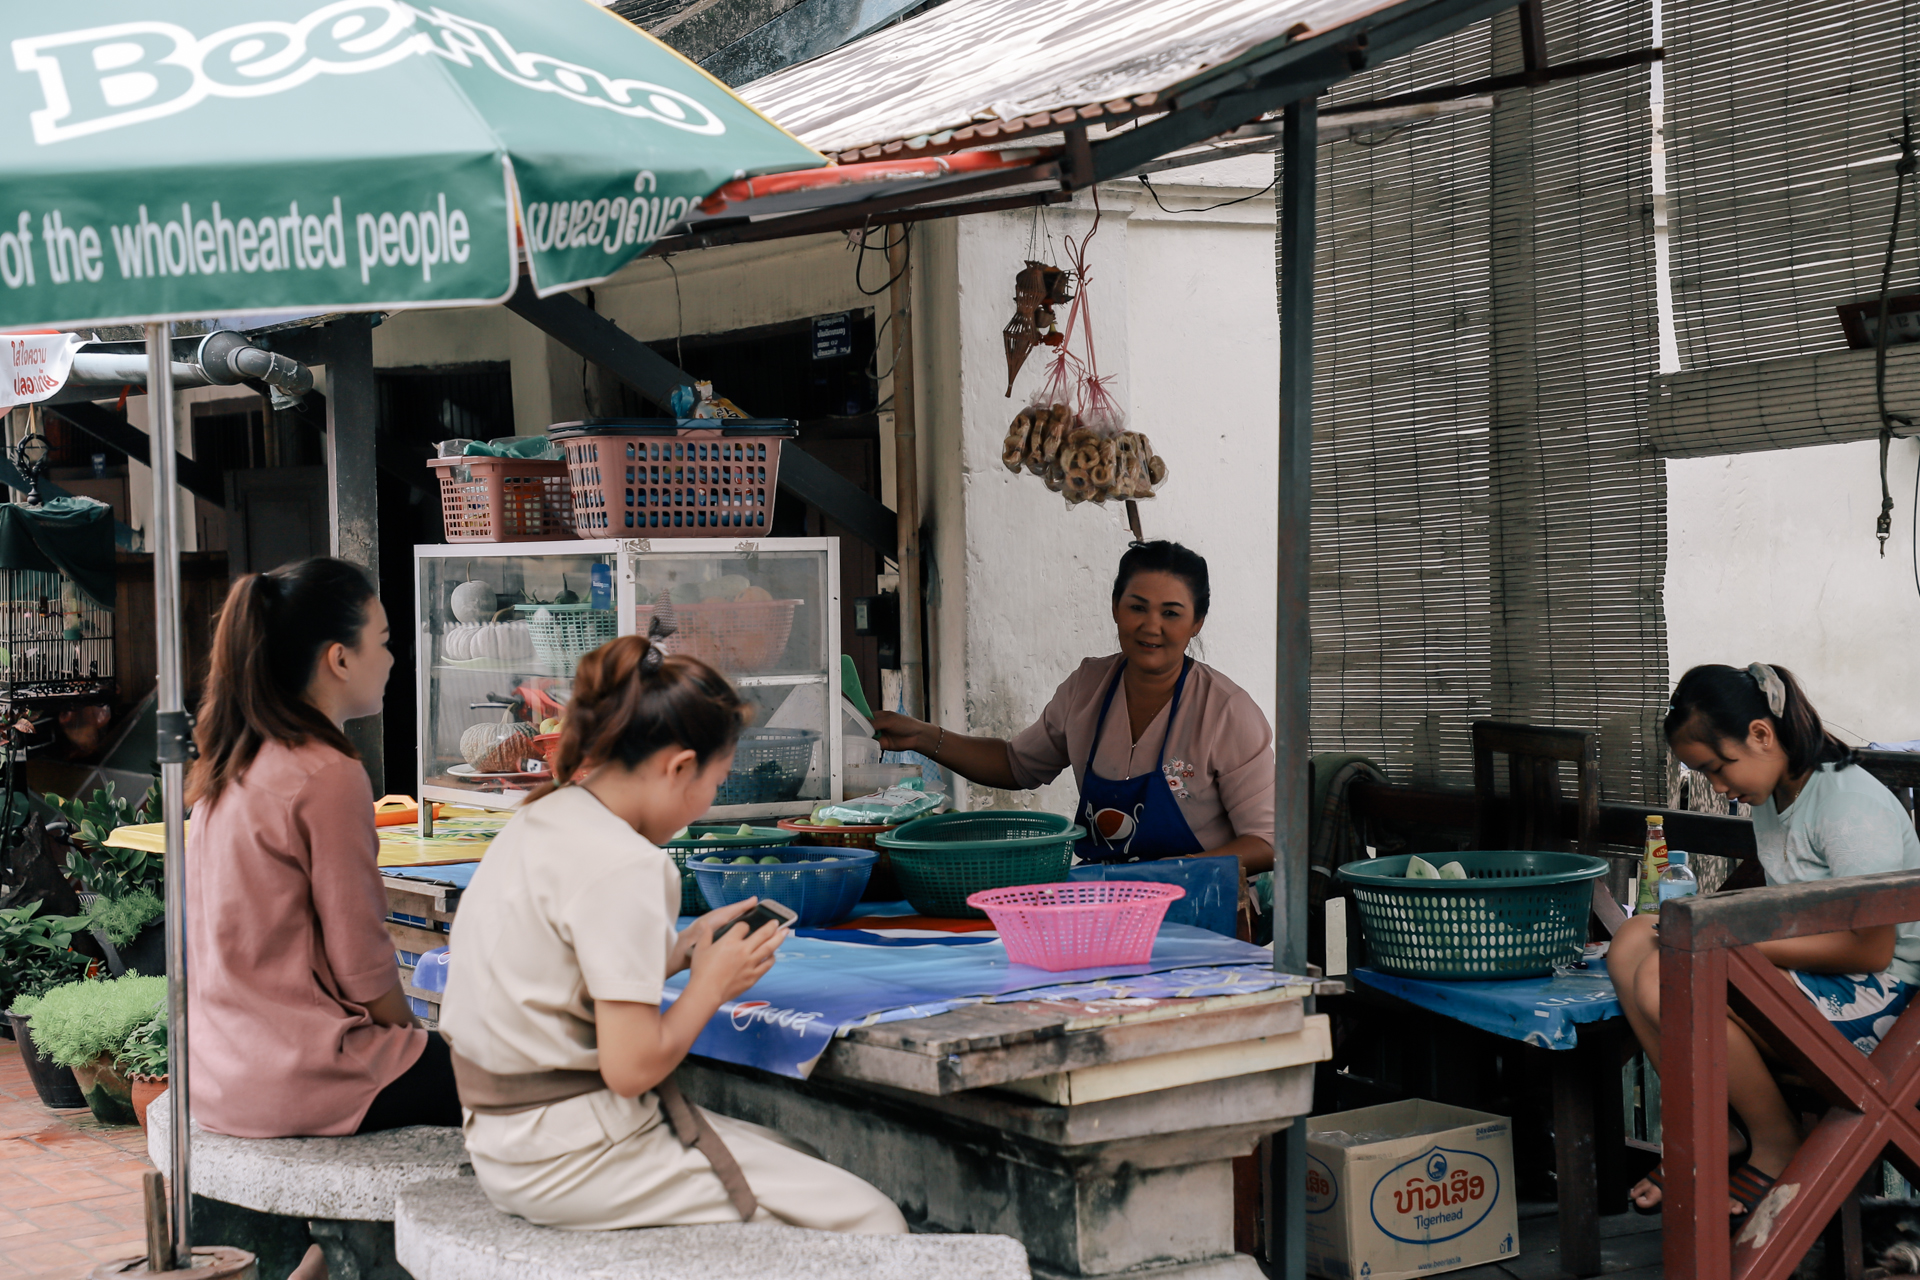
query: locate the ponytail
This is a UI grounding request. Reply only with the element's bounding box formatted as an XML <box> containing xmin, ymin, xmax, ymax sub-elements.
<box><xmin>526</xmin><ymin>633</ymin><xmax>747</xmax><ymax>803</ymax></box>
<box><xmin>188</xmin><ymin>558</ymin><xmax>377</xmax><ymax>807</ymax></box>
<box><xmin>1664</xmin><ymin>662</ymin><xmax>1853</xmax><ymax>778</ymax></box>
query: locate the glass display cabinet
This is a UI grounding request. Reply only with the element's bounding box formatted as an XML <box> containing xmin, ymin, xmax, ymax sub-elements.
<box><xmin>415</xmin><ymin>538</ymin><xmax>841</xmax><ymax>827</ymax></box>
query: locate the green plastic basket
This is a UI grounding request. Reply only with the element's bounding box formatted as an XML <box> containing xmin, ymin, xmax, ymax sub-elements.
<box><xmin>1334</xmin><ymin>851</ymin><xmax>1609</xmax><ymax>980</ymax></box>
<box><xmin>876</xmin><ymin>811</ymin><xmax>1081</xmax><ymax>918</ymax></box>
<box><xmin>663</xmin><ymin>823</ymin><xmax>797</xmax><ymax>917</ymax></box>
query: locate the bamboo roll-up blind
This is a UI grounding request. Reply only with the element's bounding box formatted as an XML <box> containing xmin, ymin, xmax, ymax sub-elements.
<box><xmin>1305</xmin><ymin>0</ymin><xmax>1664</xmax><ymax>801</ymax></box>
<box><xmin>1485</xmin><ymin>0</ymin><xmax>1664</xmax><ymax>802</ymax></box>
<box><xmin>1664</xmin><ymin>0</ymin><xmax>1920</xmax><ymax>374</ymax></box>
<box><xmin>1307</xmin><ymin>25</ymin><xmax>1496</xmax><ymax>787</ymax></box>
<box><xmin>1651</xmin><ymin>343</ymin><xmax>1920</xmax><ymax>457</ymax></box>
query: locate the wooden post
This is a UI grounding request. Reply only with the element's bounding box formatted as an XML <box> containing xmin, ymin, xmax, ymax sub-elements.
<box><xmin>888</xmin><ymin>227</ymin><xmax>925</xmax><ymax>717</ymax></box>
<box><xmin>1660</xmin><ymin>939</ymin><xmax>1730</xmax><ymax>1278</ymax></box>
<box><xmin>320</xmin><ymin>315</ymin><xmax>384</xmax><ymax>792</ymax></box>
<box><xmin>143</xmin><ymin>1171</ymin><xmax>169</xmax><ymax>1272</ymax></box>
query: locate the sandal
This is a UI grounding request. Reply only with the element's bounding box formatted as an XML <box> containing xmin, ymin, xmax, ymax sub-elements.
<box><xmin>1728</xmin><ymin>1163</ymin><xmax>1777</xmax><ymax>1223</ymax></box>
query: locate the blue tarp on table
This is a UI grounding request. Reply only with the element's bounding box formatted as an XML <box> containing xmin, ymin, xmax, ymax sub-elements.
<box><xmin>1351</xmin><ymin>961</ymin><xmax>1623</xmax><ymax>1050</ymax></box>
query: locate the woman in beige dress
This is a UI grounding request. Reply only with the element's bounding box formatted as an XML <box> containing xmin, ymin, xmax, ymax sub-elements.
<box><xmin>439</xmin><ymin>632</ymin><xmax>905</xmax><ymax>1233</ymax></box>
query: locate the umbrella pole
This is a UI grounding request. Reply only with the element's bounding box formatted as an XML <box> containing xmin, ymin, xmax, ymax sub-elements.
<box><xmin>145</xmin><ymin>322</ymin><xmax>192</xmax><ymax>1269</ymax></box>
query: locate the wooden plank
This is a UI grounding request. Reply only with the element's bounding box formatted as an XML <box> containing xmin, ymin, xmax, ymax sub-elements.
<box><xmin>384</xmin><ymin>883</ymin><xmax>458</xmax><ymax>927</ymax></box>
<box><xmin>1659</xmin><ymin>944</ymin><xmax>1729</xmax><ymax>1279</ymax></box>
<box><xmin>997</xmin><ymin>1014</ymin><xmax>1330</xmax><ymax>1106</ymax></box>
<box><xmin>821</xmin><ymin>992</ymin><xmax>1309</xmax><ymax>1094</ymax></box>
<box><xmin>1550</xmin><ymin>1043</ymin><xmax>1602</xmax><ymax>1276</ymax></box>
<box><xmin>385</xmin><ymin>920</ymin><xmax>447</xmax><ymax>954</ymax></box>
<box><xmin>1661</xmin><ymin>870</ymin><xmax>1920</xmax><ymax>953</ymax></box>
<box><xmin>1349</xmin><ymin>779</ymin><xmax>1761</xmax><ymax>859</ymax></box>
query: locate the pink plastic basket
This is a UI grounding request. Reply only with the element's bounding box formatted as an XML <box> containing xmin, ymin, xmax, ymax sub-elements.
<box><xmin>966</xmin><ymin>881</ymin><xmax>1185</xmax><ymax>971</ymax></box>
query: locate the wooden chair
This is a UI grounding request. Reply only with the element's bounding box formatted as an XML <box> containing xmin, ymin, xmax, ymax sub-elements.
<box><xmin>1470</xmin><ymin>721</ymin><xmax>1621</xmax><ymax>932</ymax></box>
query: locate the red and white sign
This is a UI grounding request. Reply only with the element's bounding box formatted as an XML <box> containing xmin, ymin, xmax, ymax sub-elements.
<box><xmin>0</xmin><ymin>331</ymin><xmax>82</xmax><ymax>411</ymax></box>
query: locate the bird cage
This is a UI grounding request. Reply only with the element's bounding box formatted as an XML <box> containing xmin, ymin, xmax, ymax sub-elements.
<box><xmin>0</xmin><ymin>569</ymin><xmax>113</xmax><ymax>696</ymax></box>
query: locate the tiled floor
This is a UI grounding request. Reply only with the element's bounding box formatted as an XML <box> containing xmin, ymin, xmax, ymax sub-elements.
<box><xmin>0</xmin><ymin>1041</ymin><xmax>153</xmax><ymax>1280</ymax></box>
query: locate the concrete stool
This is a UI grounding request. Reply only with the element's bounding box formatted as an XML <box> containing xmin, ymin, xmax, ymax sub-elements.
<box><xmin>394</xmin><ymin>1177</ymin><xmax>1033</xmax><ymax>1280</ymax></box>
<box><xmin>147</xmin><ymin>1090</ymin><xmax>471</xmax><ymax>1280</ymax></box>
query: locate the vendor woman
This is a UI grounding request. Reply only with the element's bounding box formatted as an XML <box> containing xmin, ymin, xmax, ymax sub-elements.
<box><xmin>873</xmin><ymin>540</ymin><xmax>1275</xmax><ymax>874</ymax></box>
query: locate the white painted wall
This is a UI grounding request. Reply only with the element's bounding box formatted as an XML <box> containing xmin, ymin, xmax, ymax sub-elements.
<box><xmin>1666</xmin><ymin>435</ymin><xmax>1920</xmax><ymax>747</ymax></box>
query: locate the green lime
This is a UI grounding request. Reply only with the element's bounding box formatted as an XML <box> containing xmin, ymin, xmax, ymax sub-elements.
<box><xmin>736</xmin><ymin>823</ymin><xmax>755</xmax><ymax>836</ymax></box>
<box><xmin>732</xmin><ymin>855</ymin><xmax>756</xmax><ymax>865</ymax></box>
<box><xmin>759</xmin><ymin>855</ymin><xmax>783</xmax><ymax>864</ymax></box>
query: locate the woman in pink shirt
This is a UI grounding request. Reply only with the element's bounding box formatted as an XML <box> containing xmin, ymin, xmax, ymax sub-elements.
<box><xmin>185</xmin><ymin>557</ymin><xmax>459</xmax><ymax>1151</ymax></box>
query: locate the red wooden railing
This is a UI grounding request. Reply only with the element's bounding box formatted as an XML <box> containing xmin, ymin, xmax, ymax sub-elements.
<box><xmin>1660</xmin><ymin>869</ymin><xmax>1920</xmax><ymax>1278</ymax></box>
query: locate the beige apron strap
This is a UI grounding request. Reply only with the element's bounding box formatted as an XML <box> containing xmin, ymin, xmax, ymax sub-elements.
<box><xmin>656</xmin><ymin>1076</ymin><xmax>759</xmax><ymax>1222</ymax></box>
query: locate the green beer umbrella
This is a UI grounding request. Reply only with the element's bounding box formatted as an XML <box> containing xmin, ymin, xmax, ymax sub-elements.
<box><xmin>0</xmin><ymin>4</ymin><xmax>820</xmax><ymax>1268</ymax></box>
<box><xmin>0</xmin><ymin>0</ymin><xmax>823</xmax><ymax>328</ymax></box>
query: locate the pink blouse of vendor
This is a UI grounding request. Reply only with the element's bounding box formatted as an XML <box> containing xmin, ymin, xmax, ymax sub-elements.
<box><xmin>1005</xmin><ymin>654</ymin><xmax>1275</xmax><ymax>851</ymax></box>
<box><xmin>185</xmin><ymin>738</ymin><xmax>423</xmax><ymax>1137</ymax></box>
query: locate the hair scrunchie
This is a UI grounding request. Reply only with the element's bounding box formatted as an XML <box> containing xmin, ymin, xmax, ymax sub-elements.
<box><xmin>640</xmin><ymin>589</ymin><xmax>678</xmax><ymax>674</ymax></box>
<box><xmin>1747</xmin><ymin>662</ymin><xmax>1786</xmax><ymax>718</ymax></box>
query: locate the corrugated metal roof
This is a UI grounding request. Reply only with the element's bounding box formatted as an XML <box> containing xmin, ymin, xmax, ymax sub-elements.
<box><xmin>740</xmin><ymin>0</ymin><xmax>1396</xmax><ymax>160</ymax></box>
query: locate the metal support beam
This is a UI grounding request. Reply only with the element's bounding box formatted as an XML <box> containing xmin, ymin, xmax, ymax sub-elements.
<box><xmin>505</xmin><ymin>277</ymin><xmax>900</xmax><ymax>555</ymax></box>
<box><xmin>317</xmin><ymin>315</ymin><xmax>384</xmax><ymax>792</ymax></box>
<box><xmin>44</xmin><ymin>400</ymin><xmax>225</xmax><ymax>506</ymax></box>
<box><xmin>505</xmin><ymin>276</ymin><xmax>691</xmax><ymax>411</ymax></box>
<box><xmin>1271</xmin><ymin>96</ymin><xmax>1317</xmax><ymax>1280</ymax></box>
<box><xmin>778</xmin><ymin>442</ymin><xmax>899</xmax><ymax>553</ymax></box>
<box><xmin>1091</xmin><ymin>0</ymin><xmax>1522</xmax><ymax>181</ymax></box>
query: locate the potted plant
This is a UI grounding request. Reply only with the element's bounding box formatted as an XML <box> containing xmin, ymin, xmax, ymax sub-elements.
<box><xmin>24</xmin><ymin>973</ymin><xmax>166</xmax><ymax>1125</ymax></box>
<box><xmin>85</xmin><ymin>889</ymin><xmax>165</xmax><ymax>976</ymax></box>
<box><xmin>1</xmin><ymin>901</ymin><xmax>92</xmax><ymax>1109</ymax></box>
<box><xmin>117</xmin><ymin>1007</ymin><xmax>168</xmax><ymax>1130</ymax></box>
<box><xmin>45</xmin><ymin>783</ymin><xmax>167</xmax><ymax>974</ymax></box>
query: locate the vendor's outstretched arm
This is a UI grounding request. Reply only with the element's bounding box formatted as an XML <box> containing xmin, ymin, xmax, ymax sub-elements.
<box><xmin>1208</xmin><ymin>835</ymin><xmax>1275</xmax><ymax>875</ymax></box>
<box><xmin>872</xmin><ymin>711</ymin><xmax>1021</xmax><ymax>790</ymax></box>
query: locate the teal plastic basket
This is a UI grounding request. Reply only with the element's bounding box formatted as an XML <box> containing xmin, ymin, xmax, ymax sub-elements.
<box><xmin>876</xmin><ymin>811</ymin><xmax>1080</xmax><ymax>919</ymax></box>
<box><xmin>1334</xmin><ymin>851</ymin><xmax>1609</xmax><ymax>980</ymax></box>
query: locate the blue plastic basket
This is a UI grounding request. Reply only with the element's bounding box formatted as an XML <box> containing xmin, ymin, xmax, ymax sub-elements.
<box><xmin>689</xmin><ymin>847</ymin><xmax>877</xmax><ymax>927</ymax></box>
<box><xmin>664</xmin><ymin>823</ymin><xmax>796</xmax><ymax>917</ymax></box>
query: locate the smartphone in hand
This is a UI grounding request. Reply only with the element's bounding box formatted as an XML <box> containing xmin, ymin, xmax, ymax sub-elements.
<box><xmin>732</xmin><ymin>899</ymin><xmax>797</xmax><ymax>936</ymax></box>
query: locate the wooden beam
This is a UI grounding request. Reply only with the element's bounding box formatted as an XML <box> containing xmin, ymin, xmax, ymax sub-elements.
<box><xmin>43</xmin><ymin>400</ymin><xmax>224</xmax><ymax>506</ymax></box>
<box><xmin>505</xmin><ymin>277</ymin><xmax>900</xmax><ymax>555</ymax></box>
<box><xmin>1660</xmin><ymin>869</ymin><xmax>1920</xmax><ymax>953</ymax></box>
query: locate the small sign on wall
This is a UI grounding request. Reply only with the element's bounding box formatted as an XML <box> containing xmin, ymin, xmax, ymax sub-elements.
<box><xmin>811</xmin><ymin>311</ymin><xmax>855</xmax><ymax>360</ymax></box>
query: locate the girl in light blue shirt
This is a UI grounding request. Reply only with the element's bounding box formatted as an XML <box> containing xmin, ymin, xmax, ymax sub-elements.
<box><xmin>1610</xmin><ymin>663</ymin><xmax>1920</xmax><ymax>1222</ymax></box>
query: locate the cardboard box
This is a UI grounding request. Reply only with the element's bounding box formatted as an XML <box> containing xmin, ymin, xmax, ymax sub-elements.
<box><xmin>1304</xmin><ymin>1099</ymin><xmax>1518</xmax><ymax>1280</ymax></box>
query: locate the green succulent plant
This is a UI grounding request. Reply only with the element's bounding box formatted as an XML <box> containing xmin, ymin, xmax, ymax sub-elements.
<box><xmin>24</xmin><ymin>973</ymin><xmax>167</xmax><ymax>1069</ymax></box>
<box><xmin>117</xmin><ymin>1007</ymin><xmax>168</xmax><ymax>1079</ymax></box>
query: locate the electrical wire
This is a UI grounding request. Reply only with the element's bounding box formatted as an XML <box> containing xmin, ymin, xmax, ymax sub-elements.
<box><xmin>1136</xmin><ymin>171</ymin><xmax>1278</xmax><ymax>214</ymax></box>
<box><xmin>854</xmin><ymin>221</ymin><xmax>909</xmax><ymax>296</ymax></box>
<box><xmin>661</xmin><ymin>255</ymin><xmax>685</xmax><ymax>374</ymax></box>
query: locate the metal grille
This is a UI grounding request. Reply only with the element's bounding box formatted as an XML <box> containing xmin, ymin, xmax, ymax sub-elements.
<box><xmin>1305</xmin><ymin>0</ymin><xmax>1666</xmax><ymax>801</ymax></box>
<box><xmin>0</xmin><ymin>570</ymin><xmax>113</xmax><ymax>694</ymax></box>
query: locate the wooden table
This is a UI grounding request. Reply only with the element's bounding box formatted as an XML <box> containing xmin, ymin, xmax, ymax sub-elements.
<box><xmin>680</xmin><ymin>981</ymin><xmax>1337</xmax><ymax>1280</ymax></box>
<box><xmin>383</xmin><ymin>867</ymin><xmax>1334</xmax><ymax>1277</ymax></box>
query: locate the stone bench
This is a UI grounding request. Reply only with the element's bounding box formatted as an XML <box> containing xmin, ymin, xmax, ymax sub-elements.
<box><xmin>147</xmin><ymin>1090</ymin><xmax>472</xmax><ymax>1279</ymax></box>
<box><xmin>395</xmin><ymin>1177</ymin><xmax>1032</xmax><ymax>1280</ymax></box>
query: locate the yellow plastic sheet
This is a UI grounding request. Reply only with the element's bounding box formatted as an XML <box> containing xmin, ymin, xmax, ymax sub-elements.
<box><xmin>105</xmin><ymin>807</ymin><xmax>507</xmax><ymax>867</ymax></box>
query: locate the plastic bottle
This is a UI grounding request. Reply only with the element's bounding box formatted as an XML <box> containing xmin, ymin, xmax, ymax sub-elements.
<box><xmin>1658</xmin><ymin>849</ymin><xmax>1698</xmax><ymax>905</ymax></box>
<box><xmin>1635</xmin><ymin>815</ymin><xmax>1669</xmax><ymax>915</ymax></box>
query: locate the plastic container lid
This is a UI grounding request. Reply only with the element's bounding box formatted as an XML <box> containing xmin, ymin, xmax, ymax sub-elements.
<box><xmin>548</xmin><ymin>418</ymin><xmax>797</xmax><ymax>437</ymax></box>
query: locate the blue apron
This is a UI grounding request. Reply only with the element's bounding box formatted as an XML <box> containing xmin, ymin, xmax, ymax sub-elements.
<box><xmin>1071</xmin><ymin>660</ymin><xmax>1240</xmax><ymax>936</ymax></box>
